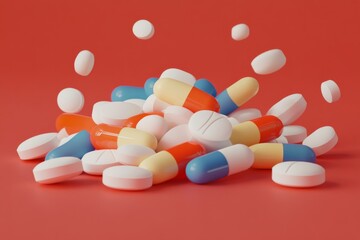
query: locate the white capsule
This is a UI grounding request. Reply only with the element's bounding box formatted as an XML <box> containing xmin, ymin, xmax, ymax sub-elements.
<box><xmin>302</xmin><ymin>126</ymin><xmax>338</xmax><ymax>156</ymax></box>
<box><xmin>229</xmin><ymin>108</ymin><xmax>262</xmax><ymax>123</ymax></box>
<box><xmin>281</xmin><ymin>125</ymin><xmax>307</xmax><ymax>143</ymax></box>
<box><xmin>132</xmin><ymin>19</ymin><xmax>155</xmax><ymax>40</ymax></box>
<box><xmin>251</xmin><ymin>49</ymin><xmax>286</xmax><ymax>75</ymax></box>
<box><xmin>231</xmin><ymin>23</ymin><xmax>250</xmax><ymax>41</ymax></box>
<box><xmin>321</xmin><ymin>80</ymin><xmax>341</xmax><ymax>103</ymax></box>
<box><xmin>159</xmin><ymin>68</ymin><xmax>196</xmax><ymax>86</ymax></box>
<box><xmin>74</xmin><ymin>50</ymin><xmax>95</xmax><ymax>76</ymax></box>
<box><xmin>136</xmin><ymin>115</ymin><xmax>168</xmax><ymax>140</ymax></box>
<box><xmin>57</xmin><ymin>88</ymin><xmax>84</xmax><ymax>113</ymax></box>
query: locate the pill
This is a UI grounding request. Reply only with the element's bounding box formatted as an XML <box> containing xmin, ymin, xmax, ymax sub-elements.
<box><xmin>250</xmin><ymin>143</ymin><xmax>316</xmax><ymax>169</ymax></box>
<box><xmin>186</xmin><ymin>144</ymin><xmax>254</xmax><ymax>184</ymax></box>
<box><xmin>272</xmin><ymin>161</ymin><xmax>325</xmax><ymax>188</ymax></box>
<box><xmin>216</xmin><ymin>77</ymin><xmax>259</xmax><ymax>115</ymax></box>
<box><xmin>302</xmin><ymin>126</ymin><xmax>338</xmax><ymax>156</ymax></box>
<box><xmin>90</xmin><ymin>124</ymin><xmax>121</xmax><ymax>149</ymax></box>
<box><xmin>111</xmin><ymin>86</ymin><xmax>147</xmax><ymax>101</ymax></box>
<box><xmin>251</xmin><ymin>49</ymin><xmax>286</xmax><ymax>75</ymax></box>
<box><xmin>56</xmin><ymin>113</ymin><xmax>96</xmax><ymax>134</ymax></box>
<box><xmin>231</xmin><ymin>115</ymin><xmax>283</xmax><ymax>146</ymax></box>
<box><xmin>144</xmin><ymin>77</ymin><xmax>158</xmax><ymax>96</ymax></box>
<box><xmin>103</xmin><ymin>166</ymin><xmax>153</xmax><ymax>190</ymax></box>
<box><xmin>269</xmin><ymin>136</ymin><xmax>288</xmax><ymax>144</ymax></box>
<box><xmin>157</xmin><ymin>124</ymin><xmax>192</xmax><ymax>151</ymax></box>
<box><xmin>91</xmin><ymin>101</ymin><xmax>109</xmax><ymax>124</ymax></box>
<box><xmin>82</xmin><ymin>150</ymin><xmax>121</xmax><ymax>175</ymax></box>
<box><xmin>116</xmin><ymin>144</ymin><xmax>155</xmax><ymax>166</ymax></box>
<box><xmin>33</xmin><ymin>157</ymin><xmax>83</xmax><ymax>184</ymax></box>
<box><xmin>231</xmin><ymin>23</ymin><xmax>250</xmax><ymax>41</ymax></box>
<box><xmin>228</xmin><ymin>108</ymin><xmax>262</xmax><ymax>123</ymax></box>
<box><xmin>57</xmin><ymin>88</ymin><xmax>85</xmax><ymax>113</ymax></box>
<box><xmin>162</xmin><ymin>106</ymin><xmax>193</xmax><ymax>129</ymax></box>
<box><xmin>117</xmin><ymin>127</ymin><xmax>158</xmax><ymax>150</ymax></box>
<box><xmin>74</xmin><ymin>50</ymin><xmax>95</xmax><ymax>76</ymax></box>
<box><xmin>136</xmin><ymin>115</ymin><xmax>168</xmax><ymax>140</ymax></box>
<box><xmin>159</xmin><ymin>68</ymin><xmax>196</xmax><ymax>86</ymax></box>
<box><xmin>154</xmin><ymin>78</ymin><xmax>220</xmax><ymax>112</ymax></box>
<box><xmin>124</xmin><ymin>99</ymin><xmax>146</xmax><ymax>109</ymax></box>
<box><xmin>139</xmin><ymin>142</ymin><xmax>206</xmax><ymax>184</ymax></box>
<box><xmin>191</xmin><ymin>138</ymin><xmax>232</xmax><ymax>152</ymax></box>
<box><xmin>45</xmin><ymin>130</ymin><xmax>94</xmax><ymax>160</ymax></box>
<box><xmin>57</xmin><ymin>128</ymin><xmax>69</xmax><ymax>140</ymax></box>
<box><xmin>188</xmin><ymin>110</ymin><xmax>232</xmax><ymax>142</ymax></box>
<box><xmin>194</xmin><ymin>78</ymin><xmax>217</xmax><ymax>97</ymax></box>
<box><xmin>99</xmin><ymin>102</ymin><xmax>142</xmax><ymax>126</ymax></box>
<box><xmin>58</xmin><ymin>133</ymin><xmax>77</xmax><ymax>146</ymax></box>
<box><xmin>132</xmin><ymin>19</ymin><xmax>155</xmax><ymax>40</ymax></box>
<box><xmin>266</xmin><ymin>93</ymin><xmax>307</xmax><ymax>125</ymax></box>
<box><xmin>281</xmin><ymin>125</ymin><xmax>307</xmax><ymax>143</ymax></box>
<box><xmin>121</xmin><ymin>112</ymin><xmax>164</xmax><ymax>128</ymax></box>
<box><xmin>227</xmin><ymin>117</ymin><xmax>239</xmax><ymax>126</ymax></box>
<box><xmin>321</xmin><ymin>80</ymin><xmax>341</xmax><ymax>103</ymax></box>
<box><xmin>17</xmin><ymin>133</ymin><xmax>60</xmax><ymax>160</ymax></box>
<box><xmin>143</xmin><ymin>94</ymin><xmax>171</xmax><ymax>113</ymax></box>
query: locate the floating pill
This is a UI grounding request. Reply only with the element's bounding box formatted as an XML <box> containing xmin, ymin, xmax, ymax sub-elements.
<box><xmin>33</xmin><ymin>157</ymin><xmax>83</xmax><ymax>184</ymax></box>
<box><xmin>321</xmin><ymin>80</ymin><xmax>341</xmax><ymax>103</ymax></box>
<box><xmin>162</xmin><ymin>106</ymin><xmax>193</xmax><ymax>129</ymax></box>
<box><xmin>132</xmin><ymin>19</ymin><xmax>155</xmax><ymax>40</ymax></box>
<box><xmin>216</xmin><ymin>77</ymin><xmax>259</xmax><ymax>115</ymax></box>
<box><xmin>157</xmin><ymin>124</ymin><xmax>192</xmax><ymax>151</ymax></box>
<box><xmin>154</xmin><ymin>78</ymin><xmax>219</xmax><ymax>112</ymax></box>
<box><xmin>17</xmin><ymin>133</ymin><xmax>60</xmax><ymax>160</ymax></box>
<box><xmin>45</xmin><ymin>130</ymin><xmax>94</xmax><ymax>160</ymax></box>
<box><xmin>194</xmin><ymin>78</ymin><xmax>217</xmax><ymax>97</ymax></box>
<box><xmin>231</xmin><ymin>115</ymin><xmax>283</xmax><ymax>146</ymax></box>
<box><xmin>111</xmin><ymin>86</ymin><xmax>147</xmax><ymax>101</ymax></box>
<box><xmin>56</xmin><ymin>113</ymin><xmax>96</xmax><ymax>134</ymax></box>
<box><xmin>74</xmin><ymin>50</ymin><xmax>95</xmax><ymax>76</ymax></box>
<box><xmin>139</xmin><ymin>142</ymin><xmax>206</xmax><ymax>184</ymax></box>
<box><xmin>57</xmin><ymin>88</ymin><xmax>84</xmax><ymax>113</ymax></box>
<box><xmin>250</xmin><ymin>143</ymin><xmax>316</xmax><ymax>169</ymax></box>
<box><xmin>82</xmin><ymin>150</ymin><xmax>121</xmax><ymax>175</ymax></box>
<box><xmin>99</xmin><ymin>102</ymin><xmax>142</xmax><ymax>126</ymax></box>
<box><xmin>124</xmin><ymin>99</ymin><xmax>146</xmax><ymax>109</ymax></box>
<box><xmin>266</xmin><ymin>93</ymin><xmax>307</xmax><ymax>125</ymax></box>
<box><xmin>144</xmin><ymin>77</ymin><xmax>158</xmax><ymax>96</ymax></box>
<box><xmin>251</xmin><ymin>49</ymin><xmax>286</xmax><ymax>75</ymax></box>
<box><xmin>136</xmin><ymin>115</ymin><xmax>168</xmax><ymax>140</ymax></box>
<box><xmin>302</xmin><ymin>126</ymin><xmax>338</xmax><ymax>156</ymax></box>
<box><xmin>103</xmin><ymin>166</ymin><xmax>153</xmax><ymax>190</ymax></box>
<box><xmin>272</xmin><ymin>161</ymin><xmax>325</xmax><ymax>188</ymax></box>
<box><xmin>231</xmin><ymin>23</ymin><xmax>250</xmax><ymax>41</ymax></box>
<box><xmin>116</xmin><ymin>144</ymin><xmax>155</xmax><ymax>166</ymax></box>
<box><xmin>281</xmin><ymin>125</ymin><xmax>307</xmax><ymax>143</ymax></box>
<box><xmin>186</xmin><ymin>144</ymin><xmax>254</xmax><ymax>184</ymax></box>
<box><xmin>229</xmin><ymin>108</ymin><xmax>262</xmax><ymax>123</ymax></box>
<box><xmin>143</xmin><ymin>94</ymin><xmax>171</xmax><ymax>113</ymax></box>
<box><xmin>159</xmin><ymin>68</ymin><xmax>196</xmax><ymax>85</ymax></box>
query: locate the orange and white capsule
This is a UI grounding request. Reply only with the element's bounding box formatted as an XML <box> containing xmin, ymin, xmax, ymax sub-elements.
<box><xmin>139</xmin><ymin>142</ymin><xmax>206</xmax><ymax>184</ymax></box>
<box><xmin>231</xmin><ymin>115</ymin><xmax>283</xmax><ymax>146</ymax></box>
<box><xmin>154</xmin><ymin>78</ymin><xmax>220</xmax><ymax>112</ymax></box>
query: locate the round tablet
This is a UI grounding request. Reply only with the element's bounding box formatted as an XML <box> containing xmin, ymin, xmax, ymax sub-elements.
<box><xmin>17</xmin><ymin>133</ymin><xmax>60</xmax><ymax>160</ymax></box>
<box><xmin>251</xmin><ymin>49</ymin><xmax>286</xmax><ymax>75</ymax></box>
<box><xmin>157</xmin><ymin>124</ymin><xmax>192</xmax><ymax>151</ymax></box>
<box><xmin>33</xmin><ymin>157</ymin><xmax>83</xmax><ymax>184</ymax></box>
<box><xmin>100</xmin><ymin>102</ymin><xmax>142</xmax><ymax>126</ymax></box>
<box><xmin>281</xmin><ymin>125</ymin><xmax>307</xmax><ymax>143</ymax></box>
<box><xmin>132</xmin><ymin>19</ymin><xmax>155</xmax><ymax>40</ymax></box>
<box><xmin>142</xmin><ymin>94</ymin><xmax>170</xmax><ymax>113</ymax></box>
<box><xmin>229</xmin><ymin>108</ymin><xmax>262</xmax><ymax>123</ymax></box>
<box><xmin>57</xmin><ymin>88</ymin><xmax>85</xmax><ymax>113</ymax></box>
<box><xmin>136</xmin><ymin>115</ymin><xmax>168</xmax><ymax>140</ymax></box>
<box><xmin>74</xmin><ymin>50</ymin><xmax>95</xmax><ymax>76</ymax></box>
<box><xmin>302</xmin><ymin>126</ymin><xmax>338</xmax><ymax>156</ymax></box>
<box><xmin>272</xmin><ymin>161</ymin><xmax>325</xmax><ymax>188</ymax></box>
<box><xmin>116</xmin><ymin>144</ymin><xmax>155</xmax><ymax>166</ymax></box>
<box><xmin>321</xmin><ymin>80</ymin><xmax>341</xmax><ymax>103</ymax></box>
<box><xmin>163</xmin><ymin>105</ymin><xmax>193</xmax><ymax>129</ymax></box>
<box><xmin>82</xmin><ymin>150</ymin><xmax>121</xmax><ymax>175</ymax></box>
<box><xmin>266</xmin><ymin>93</ymin><xmax>307</xmax><ymax>125</ymax></box>
<box><xmin>231</xmin><ymin>23</ymin><xmax>250</xmax><ymax>41</ymax></box>
<box><xmin>103</xmin><ymin>166</ymin><xmax>153</xmax><ymax>190</ymax></box>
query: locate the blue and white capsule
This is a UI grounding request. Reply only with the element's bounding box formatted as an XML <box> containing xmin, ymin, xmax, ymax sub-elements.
<box><xmin>186</xmin><ymin>144</ymin><xmax>254</xmax><ymax>184</ymax></box>
<box><xmin>111</xmin><ymin>86</ymin><xmax>148</xmax><ymax>101</ymax></box>
<box><xmin>250</xmin><ymin>143</ymin><xmax>316</xmax><ymax>169</ymax></box>
<box><xmin>194</xmin><ymin>78</ymin><xmax>217</xmax><ymax>97</ymax></box>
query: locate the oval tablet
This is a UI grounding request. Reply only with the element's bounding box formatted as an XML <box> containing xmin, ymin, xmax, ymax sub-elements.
<box><xmin>132</xmin><ymin>19</ymin><xmax>155</xmax><ymax>40</ymax></box>
<box><xmin>159</xmin><ymin>68</ymin><xmax>196</xmax><ymax>86</ymax></box>
<box><xmin>74</xmin><ymin>50</ymin><xmax>95</xmax><ymax>76</ymax></box>
<box><xmin>57</xmin><ymin>88</ymin><xmax>85</xmax><ymax>113</ymax></box>
<box><xmin>281</xmin><ymin>125</ymin><xmax>307</xmax><ymax>143</ymax></box>
<box><xmin>17</xmin><ymin>133</ymin><xmax>60</xmax><ymax>160</ymax></box>
<box><xmin>157</xmin><ymin>124</ymin><xmax>192</xmax><ymax>151</ymax></box>
<box><xmin>272</xmin><ymin>161</ymin><xmax>325</xmax><ymax>188</ymax></box>
<box><xmin>33</xmin><ymin>157</ymin><xmax>83</xmax><ymax>184</ymax></box>
<box><xmin>321</xmin><ymin>80</ymin><xmax>341</xmax><ymax>103</ymax></box>
<box><xmin>103</xmin><ymin>166</ymin><xmax>153</xmax><ymax>190</ymax></box>
<box><xmin>124</xmin><ymin>99</ymin><xmax>146</xmax><ymax>109</ymax></box>
<box><xmin>163</xmin><ymin>105</ymin><xmax>193</xmax><ymax>128</ymax></box>
<box><xmin>266</xmin><ymin>93</ymin><xmax>307</xmax><ymax>125</ymax></box>
<box><xmin>82</xmin><ymin>150</ymin><xmax>121</xmax><ymax>175</ymax></box>
<box><xmin>302</xmin><ymin>126</ymin><xmax>338</xmax><ymax>156</ymax></box>
<box><xmin>100</xmin><ymin>102</ymin><xmax>142</xmax><ymax>126</ymax></box>
<box><xmin>92</xmin><ymin>101</ymin><xmax>109</xmax><ymax>124</ymax></box>
<box><xmin>231</xmin><ymin>23</ymin><xmax>250</xmax><ymax>41</ymax></box>
<box><xmin>143</xmin><ymin>94</ymin><xmax>170</xmax><ymax>113</ymax></box>
<box><xmin>251</xmin><ymin>49</ymin><xmax>286</xmax><ymax>75</ymax></box>
<box><xmin>116</xmin><ymin>144</ymin><xmax>156</xmax><ymax>166</ymax></box>
<box><xmin>229</xmin><ymin>108</ymin><xmax>262</xmax><ymax>123</ymax></box>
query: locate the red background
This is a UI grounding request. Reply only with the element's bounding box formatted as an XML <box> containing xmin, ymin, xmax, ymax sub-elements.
<box><xmin>1</xmin><ymin>0</ymin><xmax>359</xmax><ymax>239</ymax></box>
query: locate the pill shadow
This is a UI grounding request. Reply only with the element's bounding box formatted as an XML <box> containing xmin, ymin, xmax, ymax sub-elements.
<box><xmin>317</xmin><ymin>152</ymin><xmax>356</xmax><ymax>160</ymax></box>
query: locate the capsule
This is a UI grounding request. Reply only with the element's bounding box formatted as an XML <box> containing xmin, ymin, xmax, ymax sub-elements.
<box><xmin>194</xmin><ymin>78</ymin><xmax>217</xmax><ymax>97</ymax></box>
<box><xmin>250</xmin><ymin>143</ymin><xmax>316</xmax><ymax>169</ymax></box>
<box><xmin>154</xmin><ymin>78</ymin><xmax>220</xmax><ymax>112</ymax></box>
<box><xmin>139</xmin><ymin>142</ymin><xmax>206</xmax><ymax>184</ymax></box>
<box><xmin>56</xmin><ymin>113</ymin><xmax>96</xmax><ymax>134</ymax></box>
<box><xmin>231</xmin><ymin>115</ymin><xmax>283</xmax><ymax>146</ymax></box>
<box><xmin>216</xmin><ymin>77</ymin><xmax>259</xmax><ymax>115</ymax></box>
<box><xmin>121</xmin><ymin>112</ymin><xmax>163</xmax><ymax>128</ymax></box>
<box><xmin>90</xmin><ymin>125</ymin><xmax>157</xmax><ymax>150</ymax></box>
<box><xmin>144</xmin><ymin>77</ymin><xmax>158</xmax><ymax>96</ymax></box>
<box><xmin>111</xmin><ymin>86</ymin><xmax>147</xmax><ymax>101</ymax></box>
<box><xmin>186</xmin><ymin>144</ymin><xmax>254</xmax><ymax>184</ymax></box>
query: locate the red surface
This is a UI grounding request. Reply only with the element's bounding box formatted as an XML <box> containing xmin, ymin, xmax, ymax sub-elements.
<box><xmin>1</xmin><ymin>0</ymin><xmax>359</xmax><ymax>239</ymax></box>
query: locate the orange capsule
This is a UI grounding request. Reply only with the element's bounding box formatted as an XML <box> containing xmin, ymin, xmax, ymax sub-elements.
<box><xmin>56</xmin><ymin>113</ymin><xmax>96</xmax><ymax>134</ymax></box>
<box><xmin>121</xmin><ymin>112</ymin><xmax>163</xmax><ymax>128</ymax></box>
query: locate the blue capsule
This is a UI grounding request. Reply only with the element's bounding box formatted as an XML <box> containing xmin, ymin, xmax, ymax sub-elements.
<box><xmin>194</xmin><ymin>78</ymin><xmax>217</xmax><ymax>97</ymax></box>
<box><xmin>111</xmin><ymin>86</ymin><xmax>147</xmax><ymax>101</ymax></box>
<box><xmin>144</xmin><ymin>77</ymin><xmax>158</xmax><ymax>97</ymax></box>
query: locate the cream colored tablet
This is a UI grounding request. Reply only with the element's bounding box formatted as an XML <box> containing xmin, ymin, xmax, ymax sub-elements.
<box><xmin>302</xmin><ymin>126</ymin><xmax>338</xmax><ymax>156</ymax></box>
<box><xmin>272</xmin><ymin>161</ymin><xmax>325</xmax><ymax>187</ymax></box>
<box><xmin>17</xmin><ymin>133</ymin><xmax>60</xmax><ymax>160</ymax></box>
<box><xmin>281</xmin><ymin>125</ymin><xmax>307</xmax><ymax>143</ymax></box>
<box><xmin>321</xmin><ymin>80</ymin><xmax>341</xmax><ymax>103</ymax></box>
<box><xmin>81</xmin><ymin>150</ymin><xmax>121</xmax><ymax>175</ymax></box>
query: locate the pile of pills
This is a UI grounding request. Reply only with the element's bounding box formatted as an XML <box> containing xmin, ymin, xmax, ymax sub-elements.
<box><xmin>17</xmin><ymin>20</ymin><xmax>342</xmax><ymax>191</ymax></box>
